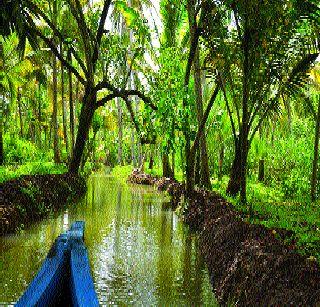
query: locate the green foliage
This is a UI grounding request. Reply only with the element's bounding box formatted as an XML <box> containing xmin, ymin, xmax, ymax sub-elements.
<box><xmin>110</xmin><ymin>165</ymin><xmax>134</xmax><ymax>182</ymax></box>
<box><xmin>0</xmin><ymin>162</ymin><xmax>67</xmax><ymax>183</ymax></box>
<box><xmin>240</xmin><ymin>201</ymin><xmax>320</xmax><ymax>261</ymax></box>
<box><xmin>150</xmin><ymin>46</ymin><xmax>188</xmax><ymax>158</ymax></box>
<box><xmin>248</xmin><ymin>118</ymin><xmax>314</xmax><ymax>201</ymax></box>
<box><xmin>3</xmin><ymin>135</ymin><xmax>51</xmax><ymax>164</ymax></box>
<box><xmin>212</xmin><ymin>175</ymin><xmax>320</xmax><ymax>260</ymax></box>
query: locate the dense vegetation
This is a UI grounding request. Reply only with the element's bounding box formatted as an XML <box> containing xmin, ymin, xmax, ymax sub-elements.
<box><xmin>1</xmin><ymin>1</ymin><xmax>319</xmax><ymax>256</ymax></box>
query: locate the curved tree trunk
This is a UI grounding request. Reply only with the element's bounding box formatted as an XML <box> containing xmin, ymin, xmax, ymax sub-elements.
<box><xmin>69</xmin><ymin>88</ymin><xmax>96</xmax><ymax>173</ymax></box>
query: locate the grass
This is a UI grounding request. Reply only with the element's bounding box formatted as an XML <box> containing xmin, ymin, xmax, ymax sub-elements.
<box><xmin>144</xmin><ymin>165</ymin><xmax>185</xmax><ymax>182</ymax></box>
<box><xmin>110</xmin><ymin>165</ymin><xmax>134</xmax><ymax>183</ymax></box>
<box><xmin>0</xmin><ymin>162</ymin><xmax>67</xmax><ymax>183</ymax></box>
<box><xmin>212</xmin><ymin>175</ymin><xmax>320</xmax><ymax>261</ymax></box>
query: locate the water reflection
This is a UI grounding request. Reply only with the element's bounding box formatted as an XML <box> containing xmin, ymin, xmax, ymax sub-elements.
<box><xmin>0</xmin><ymin>175</ymin><xmax>217</xmax><ymax>306</ymax></box>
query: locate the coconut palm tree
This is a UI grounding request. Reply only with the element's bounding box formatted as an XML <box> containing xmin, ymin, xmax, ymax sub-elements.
<box><xmin>0</xmin><ymin>33</ymin><xmax>34</xmax><ymax>165</ymax></box>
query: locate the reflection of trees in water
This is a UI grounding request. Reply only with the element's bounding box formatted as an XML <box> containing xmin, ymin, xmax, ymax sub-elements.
<box><xmin>0</xmin><ymin>217</ymin><xmax>64</xmax><ymax>303</ymax></box>
<box><xmin>155</xmin><ymin>208</ymin><xmax>175</xmax><ymax>303</ymax></box>
<box><xmin>0</xmin><ymin>177</ymin><xmax>216</xmax><ymax>305</ymax></box>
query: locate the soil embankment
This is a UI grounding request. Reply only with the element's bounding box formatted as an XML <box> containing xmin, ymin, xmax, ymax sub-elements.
<box><xmin>128</xmin><ymin>171</ymin><xmax>320</xmax><ymax>306</ymax></box>
<box><xmin>0</xmin><ymin>173</ymin><xmax>86</xmax><ymax>236</ymax></box>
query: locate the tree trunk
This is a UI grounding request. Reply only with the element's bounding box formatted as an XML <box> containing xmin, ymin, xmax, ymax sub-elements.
<box><xmin>227</xmin><ymin>137</ymin><xmax>241</xmax><ymax>195</ymax></box>
<box><xmin>228</xmin><ymin>19</ymin><xmax>250</xmax><ymax>204</ymax></box>
<box><xmin>258</xmin><ymin>159</ymin><xmax>265</xmax><ymax>182</ymax></box>
<box><xmin>69</xmin><ymin>89</ymin><xmax>96</xmax><ymax>173</ymax></box>
<box><xmin>52</xmin><ymin>52</ymin><xmax>60</xmax><ymax>163</ymax></box>
<box><xmin>116</xmin><ymin>97</ymin><xmax>123</xmax><ymax>165</ymax></box>
<box><xmin>37</xmin><ymin>84</ymin><xmax>42</xmax><ymax>148</ymax></box>
<box><xmin>68</xmin><ymin>49</ymin><xmax>75</xmax><ymax>153</ymax></box>
<box><xmin>17</xmin><ymin>88</ymin><xmax>23</xmax><ymax>137</ymax></box>
<box><xmin>131</xmin><ymin>128</ymin><xmax>136</xmax><ymax>167</ymax></box>
<box><xmin>194</xmin><ymin>148</ymin><xmax>201</xmax><ymax>186</ymax></box>
<box><xmin>193</xmin><ymin>49</ymin><xmax>211</xmax><ymax>189</ymax></box>
<box><xmin>218</xmin><ymin>143</ymin><xmax>224</xmax><ymax>180</ymax></box>
<box><xmin>162</xmin><ymin>154</ymin><xmax>173</xmax><ymax>178</ymax></box>
<box><xmin>311</xmin><ymin>96</ymin><xmax>320</xmax><ymax>202</ymax></box>
<box><xmin>148</xmin><ymin>145</ymin><xmax>154</xmax><ymax>170</ymax></box>
<box><xmin>61</xmin><ymin>43</ymin><xmax>69</xmax><ymax>158</ymax></box>
<box><xmin>186</xmin><ymin>149</ymin><xmax>195</xmax><ymax>193</ymax></box>
<box><xmin>171</xmin><ymin>149</ymin><xmax>175</xmax><ymax>178</ymax></box>
<box><xmin>52</xmin><ymin>1</ymin><xmax>60</xmax><ymax>163</ymax></box>
<box><xmin>185</xmin><ymin>0</ymin><xmax>211</xmax><ymax>193</ymax></box>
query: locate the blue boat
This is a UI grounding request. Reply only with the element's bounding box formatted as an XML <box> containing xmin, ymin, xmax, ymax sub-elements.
<box><xmin>16</xmin><ymin>221</ymin><xmax>99</xmax><ymax>307</ymax></box>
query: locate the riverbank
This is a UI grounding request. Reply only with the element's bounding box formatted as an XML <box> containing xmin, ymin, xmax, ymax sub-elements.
<box><xmin>128</xmin><ymin>170</ymin><xmax>320</xmax><ymax>306</ymax></box>
<box><xmin>0</xmin><ymin>173</ymin><xmax>86</xmax><ymax>236</ymax></box>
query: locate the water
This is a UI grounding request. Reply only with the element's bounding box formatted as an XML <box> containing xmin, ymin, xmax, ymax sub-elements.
<box><xmin>0</xmin><ymin>175</ymin><xmax>217</xmax><ymax>306</ymax></box>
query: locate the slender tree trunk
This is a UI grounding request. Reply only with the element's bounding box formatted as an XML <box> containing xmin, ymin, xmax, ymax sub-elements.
<box><xmin>227</xmin><ymin>137</ymin><xmax>241</xmax><ymax>195</ymax></box>
<box><xmin>148</xmin><ymin>145</ymin><xmax>154</xmax><ymax>170</ymax></box>
<box><xmin>52</xmin><ymin>52</ymin><xmax>60</xmax><ymax>163</ymax></box>
<box><xmin>68</xmin><ymin>49</ymin><xmax>75</xmax><ymax>153</ymax></box>
<box><xmin>116</xmin><ymin>97</ymin><xmax>123</xmax><ymax>165</ymax></box>
<box><xmin>186</xmin><ymin>84</ymin><xmax>220</xmax><ymax>194</ymax></box>
<box><xmin>194</xmin><ymin>148</ymin><xmax>201</xmax><ymax>185</ymax></box>
<box><xmin>61</xmin><ymin>43</ymin><xmax>69</xmax><ymax>158</ymax></box>
<box><xmin>171</xmin><ymin>149</ymin><xmax>175</xmax><ymax>178</ymax></box>
<box><xmin>81</xmin><ymin>130</ymin><xmax>98</xmax><ymax>171</ymax></box>
<box><xmin>37</xmin><ymin>84</ymin><xmax>42</xmax><ymax>148</ymax></box>
<box><xmin>52</xmin><ymin>1</ymin><xmax>60</xmax><ymax>163</ymax></box>
<box><xmin>32</xmin><ymin>100</ymin><xmax>41</xmax><ymax>146</ymax></box>
<box><xmin>311</xmin><ymin>96</ymin><xmax>320</xmax><ymax>202</ymax></box>
<box><xmin>131</xmin><ymin>128</ymin><xmax>136</xmax><ymax>167</ymax></box>
<box><xmin>227</xmin><ymin>20</ymin><xmax>250</xmax><ymax>203</ymax></box>
<box><xmin>193</xmin><ymin>48</ymin><xmax>211</xmax><ymax>189</ymax></box>
<box><xmin>218</xmin><ymin>139</ymin><xmax>224</xmax><ymax>180</ymax></box>
<box><xmin>227</xmin><ymin>138</ymin><xmax>249</xmax><ymax>199</ymax></box>
<box><xmin>185</xmin><ymin>0</ymin><xmax>200</xmax><ymax>194</ymax></box>
<box><xmin>69</xmin><ymin>88</ymin><xmax>96</xmax><ymax>173</ymax></box>
<box><xmin>162</xmin><ymin>154</ymin><xmax>173</xmax><ymax>178</ymax></box>
<box><xmin>258</xmin><ymin>159</ymin><xmax>265</xmax><ymax>182</ymax></box>
<box><xmin>17</xmin><ymin>88</ymin><xmax>23</xmax><ymax>137</ymax></box>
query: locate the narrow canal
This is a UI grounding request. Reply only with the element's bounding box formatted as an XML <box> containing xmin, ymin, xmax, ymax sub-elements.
<box><xmin>0</xmin><ymin>174</ymin><xmax>217</xmax><ymax>306</ymax></box>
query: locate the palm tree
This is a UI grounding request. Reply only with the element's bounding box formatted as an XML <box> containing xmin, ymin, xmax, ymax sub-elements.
<box><xmin>10</xmin><ymin>0</ymin><xmax>158</xmax><ymax>173</ymax></box>
<box><xmin>111</xmin><ymin>0</ymin><xmax>154</xmax><ymax>168</ymax></box>
<box><xmin>202</xmin><ymin>0</ymin><xmax>319</xmax><ymax>202</ymax></box>
<box><xmin>309</xmin><ymin>64</ymin><xmax>320</xmax><ymax>201</ymax></box>
<box><xmin>0</xmin><ymin>33</ymin><xmax>34</xmax><ymax>165</ymax></box>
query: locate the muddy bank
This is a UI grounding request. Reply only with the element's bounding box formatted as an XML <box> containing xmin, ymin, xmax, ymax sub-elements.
<box><xmin>128</xmin><ymin>171</ymin><xmax>320</xmax><ymax>306</ymax></box>
<box><xmin>0</xmin><ymin>173</ymin><xmax>86</xmax><ymax>236</ymax></box>
<box><xmin>128</xmin><ymin>170</ymin><xmax>183</xmax><ymax>207</ymax></box>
